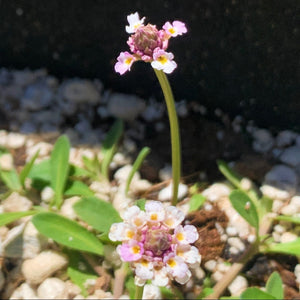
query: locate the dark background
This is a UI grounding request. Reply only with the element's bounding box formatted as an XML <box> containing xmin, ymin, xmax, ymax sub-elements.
<box><xmin>0</xmin><ymin>0</ymin><xmax>299</xmax><ymax>131</ymax></box>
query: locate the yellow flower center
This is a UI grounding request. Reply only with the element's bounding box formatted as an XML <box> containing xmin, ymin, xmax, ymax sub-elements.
<box><xmin>134</xmin><ymin>218</ymin><xmax>143</xmax><ymax>227</ymax></box>
<box><xmin>168</xmin><ymin>28</ymin><xmax>176</xmax><ymax>34</ymax></box>
<box><xmin>167</xmin><ymin>258</ymin><xmax>177</xmax><ymax>268</ymax></box>
<box><xmin>141</xmin><ymin>259</ymin><xmax>149</xmax><ymax>267</ymax></box>
<box><xmin>176</xmin><ymin>232</ymin><xmax>184</xmax><ymax>241</ymax></box>
<box><xmin>125</xmin><ymin>57</ymin><xmax>133</xmax><ymax>65</ymax></box>
<box><xmin>150</xmin><ymin>213</ymin><xmax>158</xmax><ymax>221</ymax></box>
<box><xmin>126</xmin><ymin>230</ymin><xmax>134</xmax><ymax>239</ymax></box>
<box><xmin>132</xmin><ymin>245</ymin><xmax>140</xmax><ymax>254</ymax></box>
<box><xmin>157</xmin><ymin>55</ymin><xmax>168</xmax><ymax>65</ymax></box>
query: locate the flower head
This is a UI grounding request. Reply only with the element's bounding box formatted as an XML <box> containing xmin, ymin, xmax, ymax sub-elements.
<box><xmin>115</xmin><ymin>12</ymin><xmax>187</xmax><ymax>74</ymax></box>
<box><xmin>109</xmin><ymin>201</ymin><xmax>201</xmax><ymax>286</ymax></box>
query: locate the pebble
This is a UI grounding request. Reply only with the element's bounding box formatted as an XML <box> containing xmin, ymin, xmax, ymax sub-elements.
<box><xmin>5</xmin><ymin>132</ymin><xmax>26</xmax><ymax>148</ymax></box>
<box><xmin>60</xmin><ymin>196</ymin><xmax>81</xmax><ymax>220</ymax></box>
<box><xmin>158</xmin><ymin>182</ymin><xmax>188</xmax><ymax>201</ymax></box>
<box><xmin>114</xmin><ymin>164</ymin><xmax>140</xmax><ymax>184</ymax></box>
<box><xmin>3</xmin><ymin>192</ymin><xmax>32</xmax><ymax>212</ymax></box>
<box><xmin>280</xmin><ymin>232</ymin><xmax>298</xmax><ymax>243</ymax></box>
<box><xmin>0</xmin><ymin>153</ymin><xmax>14</xmax><ymax>170</ymax></box>
<box><xmin>279</xmin><ymin>146</ymin><xmax>300</xmax><ymax>167</ymax></box>
<box><xmin>211</xmin><ymin>270</ymin><xmax>224</xmax><ymax>282</ymax></box>
<box><xmin>276</xmin><ymin>130</ymin><xmax>297</xmax><ymax>147</ymax></box>
<box><xmin>228</xmin><ymin>275</ymin><xmax>248</xmax><ymax>296</ymax></box>
<box><xmin>202</xmin><ymin>183</ymin><xmax>231</xmax><ymax>202</ymax></box>
<box><xmin>252</xmin><ymin>128</ymin><xmax>274</xmax><ymax>153</ymax></box>
<box><xmin>227</xmin><ymin>237</ymin><xmax>245</xmax><ymax>252</ymax></box>
<box><xmin>37</xmin><ymin>277</ymin><xmax>67</xmax><ymax>299</ymax></box>
<box><xmin>294</xmin><ymin>264</ymin><xmax>300</xmax><ymax>284</ymax></box>
<box><xmin>260</xmin><ymin>185</ymin><xmax>290</xmax><ymax>201</ymax></box>
<box><xmin>226</xmin><ymin>226</ymin><xmax>238</xmax><ymax>236</ymax></box>
<box><xmin>281</xmin><ymin>204</ymin><xmax>298</xmax><ymax>216</ymax></box>
<box><xmin>264</xmin><ymin>165</ymin><xmax>298</xmax><ymax>195</ymax></box>
<box><xmin>22</xmin><ymin>250</ymin><xmax>68</xmax><ymax>285</ymax></box>
<box><xmin>204</xmin><ymin>260</ymin><xmax>217</xmax><ymax>272</ymax></box>
<box><xmin>59</xmin><ymin>79</ymin><xmax>101</xmax><ymax>104</ymax></box>
<box><xmin>240</xmin><ymin>178</ymin><xmax>252</xmax><ymax>191</ymax></box>
<box><xmin>41</xmin><ymin>186</ymin><xmax>55</xmax><ymax>203</ymax></box>
<box><xmin>9</xmin><ymin>282</ymin><xmax>38</xmax><ymax>299</ymax></box>
<box><xmin>107</xmin><ymin>93</ymin><xmax>146</xmax><ymax>121</ymax></box>
<box><xmin>159</xmin><ymin>164</ymin><xmax>172</xmax><ymax>181</ymax></box>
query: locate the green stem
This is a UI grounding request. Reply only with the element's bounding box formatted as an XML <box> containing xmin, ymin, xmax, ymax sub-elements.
<box><xmin>135</xmin><ymin>285</ymin><xmax>144</xmax><ymax>299</ymax></box>
<box><xmin>154</xmin><ymin>69</ymin><xmax>181</xmax><ymax>206</ymax></box>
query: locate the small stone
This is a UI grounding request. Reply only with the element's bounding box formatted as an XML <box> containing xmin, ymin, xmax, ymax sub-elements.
<box><xmin>272</xmin><ymin>232</ymin><xmax>281</xmax><ymax>243</ymax></box>
<box><xmin>22</xmin><ymin>250</ymin><xmax>68</xmax><ymax>285</ymax></box>
<box><xmin>41</xmin><ymin>186</ymin><xmax>55</xmax><ymax>203</ymax></box>
<box><xmin>3</xmin><ymin>192</ymin><xmax>32</xmax><ymax>212</ymax></box>
<box><xmin>281</xmin><ymin>204</ymin><xmax>297</xmax><ymax>216</ymax></box>
<box><xmin>228</xmin><ymin>275</ymin><xmax>248</xmax><ymax>296</ymax></box>
<box><xmin>276</xmin><ymin>130</ymin><xmax>297</xmax><ymax>147</ymax></box>
<box><xmin>280</xmin><ymin>146</ymin><xmax>300</xmax><ymax>167</ymax></box>
<box><xmin>0</xmin><ymin>153</ymin><xmax>14</xmax><ymax>170</ymax></box>
<box><xmin>204</xmin><ymin>260</ymin><xmax>217</xmax><ymax>272</ymax></box>
<box><xmin>264</xmin><ymin>165</ymin><xmax>298</xmax><ymax>195</ymax></box>
<box><xmin>272</xmin><ymin>199</ymin><xmax>284</xmax><ymax>213</ymax></box>
<box><xmin>261</xmin><ymin>185</ymin><xmax>290</xmax><ymax>201</ymax></box>
<box><xmin>290</xmin><ymin>196</ymin><xmax>300</xmax><ymax>211</ymax></box>
<box><xmin>247</xmin><ymin>234</ymin><xmax>256</xmax><ymax>243</ymax></box>
<box><xmin>216</xmin><ymin>262</ymin><xmax>231</xmax><ymax>273</ymax></box>
<box><xmin>114</xmin><ymin>165</ymin><xmax>140</xmax><ymax>184</ymax></box>
<box><xmin>158</xmin><ymin>182</ymin><xmax>188</xmax><ymax>202</ymax></box>
<box><xmin>240</xmin><ymin>178</ymin><xmax>252</xmax><ymax>191</ymax></box>
<box><xmin>211</xmin><ymin>270</ymin><xmax>224</xmax><ymax>282</ymax></box>
<box><xmin>280</xmin><ymin>232</ymin><xmax>298</xmax><ymax>243</ymax></box>
<box><xmin>107</xmin><ymin>93</ymin><xmax>146</xmax><ymax>121</ymax></box>
<box><xmin>129</xmin><ymin>179</ymin><xmax>152</xmax><ymax>194</ymax></box>
<box><xmin>229</xmin><ymin>246</ymin><xmax>240</xmax><ymax>255</ymax></box>
<box><xmin>226</xmin><ymin>226</ymin><xmax>238</xmax><ymax>236</ymax></box>
<box><xmin>6</xmin><ymin>132</ymin><xmax>26</xmax><ymax>148</ymax></box>
<box><xmin>26</xmin><ymin>141</ymin><xmax>53</xmax><ymax>161</ymax></box>
<box><xmin>37</xmin><ymin>277</ymin><xmax>67</xmax><ymax>299</ymax></box>
<box><xmin>228</xmin><ymin>237</ymin><xmax>245</xmax><ymax>252</ymax></box>
<box><xmin>252</xmin><ymin>128</ymin><xmax>274</xmax><ymax>153</ymax></box>
<box><xmin>274</xmin><ymin>224</ymin><xmax>285</xmax><ymax>234</ymax></box>
<box><xmin>202</xmin><ymin>183</ymin><xmax>231</xmax><ymax>202</ymax></box>
<box><xmin>9</xmin><ymin>282</ymin><xmax>38</xmax><ymax>299</ymax></box>
<box><xmin>159</xmin><ymin>164</ymin><xmax>172</xmax><ymax>181</ymax></box>
<box><xmin>60</xmin><ymin>196</ymin><xmax>81</xmax><ymax>220</ymax></box>
<box><xmin>60</xmin><ymin>79</ymin><xmax>101</xmax><ymax>104</ymax></box>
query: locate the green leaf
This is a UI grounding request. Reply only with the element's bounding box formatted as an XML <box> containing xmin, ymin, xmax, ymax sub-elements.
<box><xmin>241</xmin><ymin>287</ymin><xmax>276</xmax><ymax>299</ymax></box>
<box><xmin>28</xmin><ymin>159</ymin><xmax>51</xmax><ymax>190</ymax></box>
<box><xmin>0</xmin><ymin>210</ymin><xmax>38</xmax><ymax>227</ymax></box>
<box><xmin>266</xmin><ymin>238</ymin><xmax>300</xmax><ymax>256</ymax></box>
<box><xmin>136</xmin><ymin>199</ymin><xmax>146</xmax><ymax>211</ymax></box>
<box><xmin>189</xmin><ymin>194</ymin><xmax>206</xmax><ymax>212</ymax></box>
<box><xmin>19</xmin><ymin>150</ymin><xmax>40</xmax><ymax>188</ymax></box>
<box><xmin>217</xmin><ymin>160</ymin><xmax>242</xmax><ymax>189</ymax></box>
<box><xmin>69</xmin><ymin>164</ymin><xmax>95</xmax><ymax>179</ymax></box>
<box><xmin>229</xmin><ymin>190</ymin><xmax>259</xmax><ymax>229</ymax></box>
<box><xmin>100</xmin><ymin>119</ymin><xmax>123</xmax><ymax>180</ymax></box>
<box><xmin>65</xmin><ymin>249</ymin><xmax>98</xmax><ymax>297</ymax></box>
<box><xmin>274</xmin><ymin>215</ymin><xmax>300</xmax><ymax>225</ymax></box>
<box><xmin>64</xmin><ymin>180</ymin><xmax>94</xmax><ymax>197</ymax></box>
<box><xmin>197</xmin><ymin>287</ymin><xmax>214</xmax><ymax>299</ymax></box>
<box><xmin>32</xmin><ymin>212</ymin><xmax>103</xmax><ymax>255</ymax></box>
<box><xmin>73</xmin><ymin>197</ymin><xmax>122</xmax><ymax>233</ymax></box>
<box><xmin>0</xmin><ymin>169</ymin><xmax>22</xmax><ymax>191</ymax></box>
<box><xmin>50</xmin><ymin>135</ymin><xmax>70</xmax><ymax>208</ymax></box>
<box><xmin>125</xmin><ymin>147</ymin><xmax>150</xmax><ymax>195</ymax></box>
<box><xmin>266</xmin><ymin>272</ymin><xmax>284</xmax><ymax>299</ymax></box>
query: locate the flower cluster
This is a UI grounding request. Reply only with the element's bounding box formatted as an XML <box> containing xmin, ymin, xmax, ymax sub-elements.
<box><xmin>109</xmin><ymin>201</ymin><xmax>201</xmax><ymax>286</ymax></box>
<box><xmin>115</xmin><ymin>12</ymin><xmax>187</xmax><ymax>75</ymax></box>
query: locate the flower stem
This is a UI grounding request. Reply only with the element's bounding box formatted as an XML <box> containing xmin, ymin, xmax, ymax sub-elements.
<box><xmin>135</xmin><ymin>285</ymin><xmax>144</xmax><ymax>299</ymax></box>
<box><xmin>153</xmin><ymin>69</ymin><xmax>181</xmax><ymax>206</ymax></box>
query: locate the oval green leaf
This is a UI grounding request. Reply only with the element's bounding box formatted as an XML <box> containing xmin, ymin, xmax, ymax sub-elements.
<box><xmin>266</xmin><ymin>271</ymin><xmax>283</xmax><ymax>299</ymax></box>
<box><xmin>241</xmin><ymin>287</ymin><xmax>276</xmax><ymax>299</ymax></box>
<box><xmin>32</xmin><ymin>212</ymin><xmax>103</xmax><ymax>255</ymax></box>
<box><xmin>50</xmin><ymin>135</ymin><xmax>70</xmax><ymax>208</ymax></box>
<box><xmin>229</xmin><ymin>190</ymin><xmax>259</xmax><ymax>229</ymax></box>
<box><xmin>73</xmin><ymin>196</ymin><xmax>122</xmax><ymax>233</ymax></box>
<box><xmin>188</xmin><ymin>194</ymin><xmax>206</xmax><ymax>212</ymax></box>
<box><xmin>64</xmin><ymin>180</ymin><xmax>94</xmax><ymax>197</ymax></box>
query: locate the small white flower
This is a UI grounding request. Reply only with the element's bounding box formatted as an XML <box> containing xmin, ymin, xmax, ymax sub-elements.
<box><xmin>134</xmin><ymin>259</ymin><xmax>154</xmax><ymax>280</ymax></box>
<box><xmin>163</xmin><ymin>206</ymin><xmax>185</xmax><ymax>228</ymax></box>
<box><xmin>151</xmin><ymin>48</ymin><xmax>177</xmax><ymax>74</ymax></box>
<box><xmin>126</xmin><ymin>12</ymin><xmax>145</xmax><ymax>33</ymax></box>
<box><xmin>145</xmin><ymin>201</ymin><xmax>165</xmax><ymax>222</ymax></box>
<box><xmin>175</xmin><ymin>225</ymin><xmax>199</xmax><ymax>244</ymax></box>
<box><xmin>108</xmin><ymin>222</ymin><xmax>136</xmax><ymax>241</ymax></box>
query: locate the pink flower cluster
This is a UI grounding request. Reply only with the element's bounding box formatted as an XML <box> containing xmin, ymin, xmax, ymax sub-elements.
<box><xmin>109</xmin><ymin>201</ymin><xmax>201</xmax><ymax>286</ymax></box>
<box><xmin>115</xmin><ymin>12</ymin><xmax>187</xmax><ymax>75</ymax></box>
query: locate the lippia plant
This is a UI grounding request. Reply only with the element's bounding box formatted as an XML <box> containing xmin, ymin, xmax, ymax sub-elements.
<box><xmin>115</xmin><ymin>12</ymin><xmax>187</xmax><ymax>205</ymax></box>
